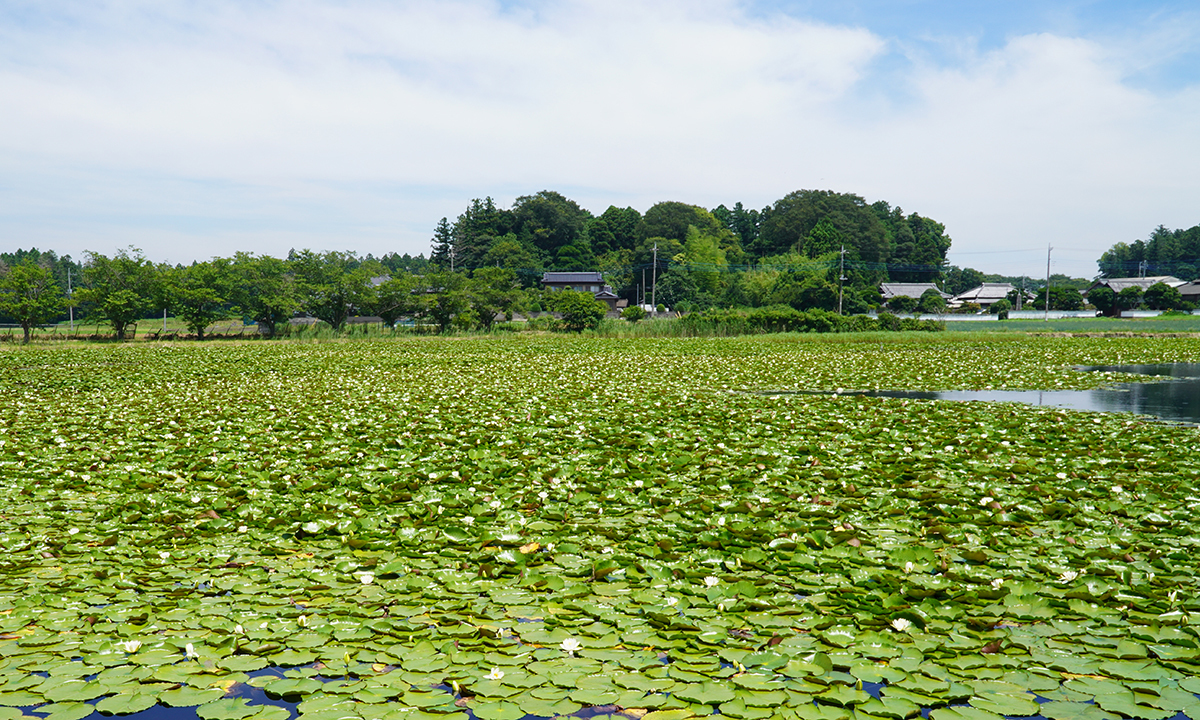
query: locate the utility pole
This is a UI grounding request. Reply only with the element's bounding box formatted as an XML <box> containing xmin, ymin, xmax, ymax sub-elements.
<box><xmin>67</xmin><ymin>267</ymin><xmax>74</xmax><ymax>332</ymax></box>
<box><xmin>1017</xmin><ymin>278</ymin><xmax>1023</xmax><ymax>311</ymax></box>
<box><xmin>1044</xmin><ymin>245</ymin><xmax>1052</xmax><ymax>321</ymax></box>
<box><xmin>641</xmin><ymin>269</ymin><xmax>646</xmax><ymax>307</ymax></box>
<box><xmin>651</xmin><ymin>243</ymin><xmax>658</xmax><ymax>312</ymax></box>
<box><xmin>837</xmin><ymin>244</ymin><xmax>847</xmax><ymax>315</ymax></box>
<box><xmin>1139</xmin><ymin>259</ymin><xmax>1147</xmax><ymax>279</ymax></box>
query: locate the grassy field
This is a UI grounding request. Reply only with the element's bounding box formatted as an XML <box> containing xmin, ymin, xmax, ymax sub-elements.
<box><xmin>1</xmin><ymin>335</ymin><xmax>1199</xmax><ymax>720</ymax></box>
<box><xmin>944</xmin><ymin>315</ymin><xmax>1200</xmax><ymax>334</ymax></box>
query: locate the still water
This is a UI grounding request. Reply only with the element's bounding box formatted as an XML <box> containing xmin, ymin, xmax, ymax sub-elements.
<box><xmin>821</xmin><ymin>363</ymin><xmax>1200</xmax><ymax>425</ymax></box>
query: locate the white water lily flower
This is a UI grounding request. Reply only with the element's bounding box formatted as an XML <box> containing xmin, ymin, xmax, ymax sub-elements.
<box><xmin>665</xmin><ymin>597</ymin><xmax>679</xmax><ymax>607</ymax></box>
<box><xmin>1169</xmin><ymin>590</ymin><xmax>1179</xmax><ymax>603</ymax></box>
<box><xmin>484</xmin><ymin>667</ymin><xmax>505</xmax><ymax>681</ymax></box>
<box><xmin>185</xmin><ymin>643</ymin><xmax>199</xmax><ymax>659</ymax></box>
<box><xmin>158</xmin><ymin>551</ymin><xmax>170</xmax><ymax>560</ymax></box>
<box><xmin>297</xmin><ymin>615</ymin><xmax>308</xmax><ymax>627</ymax></box>
<box><xmin>704</xmin><ymin>576</ymin><xmax>719</xmax><ymax>588</ymax></box>
<box><xmin>1060</xmin><ymin>570</ymin><xmax>1080</xmax><ymax>582</ymax></box>
<box><xmin>991</xmin><ymin>578</ymin><xmax>1004</xmax><ymax>590</ymax></box>
<box><xmin>463</xmin><ymin>516</ymin><xmax>475</xmax><ymax>526</ymax></box>
<box><xmin>234</xmin><ymin>625</ymin><xmax>245</xmax><ymax>635</ymax></box>
<box><xmin>890</xmin><ymin>618</ymin><xmax>912</xmax><ymax>632</ymax></box>
<box><xmin>903</xmin><ymin>562</ymin><xmax>915</xmax><ymax>574</ymax></box>
<box><xmin>237</xmin><ymin>526</ymin><xmax>248</xmax><ymax>533</ymax></box>
<box><xmin>560</xmin><ymin>638</ymin><xmax>582</xmax><ymax>656</ymax></box>
<box><xmin>979</xmin><ymin>496</ymin><xmax>994</xmax><ymax>506</ymax></box>
<box><xmin>120</xmin><ymin>640</ymin><xmax>142</xmax><ymax>653</ymax></box>
<box><xmin>358</xmin><ymin>573</ymin><xmax>375</xmax><ymax>585</ymax></box>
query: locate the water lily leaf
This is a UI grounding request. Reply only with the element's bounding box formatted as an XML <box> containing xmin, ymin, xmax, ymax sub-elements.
<box><xmin>40</xmin><ymin>681</ymin><xmax>107</xmax><ymax>704</ymax></box>
<box><xmin>929</xmin><ymin>707</ymin><xmax>1003</xmax><ymax>720</ymax></box>
<box><xmin>217</xmin><ymin>656</ymin><xmax>270</xmax><ymax>672</ymax></box>
<box><xmin>1039</xmin><ymin>701</ymin><xmax>1120</xmax><ymax>720</ymax></box>
<box><xmin>672</xmin><ymin>682</ymin><xmax>735</xmax><ymax>705</ymax></box>
<box><xmin>471</xmin><ymin>701</ymin><xmax>524</xmax><ymax>720</ymax></box>
<box><xmin>641</xmin><ymin>711</ymin><xmax>695</xmax><ymax>720</ymax></box>
<box><xmin>0</xmin><ymin>709</ymin><xmax>34</xmax><ymax>720</ymax></box>
<box><xmin>969</xmin><ymin>693</ymin><xmax>1041</xmax><ymax>716</ymax></box>
<box><xmin>94</xmin><ymin>693</ymin><xmax>157</xmax><ymax>715</ymax></box>
<box><xmin>1093</xmin><ymin>694</ymin><xmax>1175</xmax><ymax>720</ymax></box>
<box><xmin>0</xmin><ymin>692</ymin><xmax>45</xmax><ymax>708</ymax></box>
<box><xmin>159</xmin><ymin>687</ymin><xmax>227</xmax><ymax>707</ymax></box>
<box><xmin>817</xmin><ymin>685</ymin><xmax>871</xmax><ymax>707</ymax></box>
<box><xmin>196</xmin><ymin>698</ymin><xmax>260</xmax><ymax>720</ymax></box>
<box><xmin>40</xmin><ymin>702</ymin><xmax>96</xmax><ymax>720</ymax></box>
<box><xmin>268</xmin><ymin>650</ymin><xmax>318</xmax><ymax>667</ymax></box>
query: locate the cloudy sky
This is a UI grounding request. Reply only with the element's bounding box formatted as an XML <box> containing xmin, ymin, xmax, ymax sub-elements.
<box><xmin>2</xmin><ymin>0</ymin><xmax>1198</xmax><ymax>278</ymax></box>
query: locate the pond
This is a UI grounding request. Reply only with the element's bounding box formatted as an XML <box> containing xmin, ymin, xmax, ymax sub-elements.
<box><xmin>778</xmin><ymin>363</ymin><xmax>1200</xmax><ymax>426</ymax></box>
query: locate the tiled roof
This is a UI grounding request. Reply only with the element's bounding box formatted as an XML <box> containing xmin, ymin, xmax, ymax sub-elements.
<box><xmin>542</xmin><ymin>272</ymin><xmax>604</xmax><ymax>283</ymax></box>
<box><xmin>1091</xmin><ymin>276</ymin><xmax>1184</xmax><ymax>292</ymax></box>
<box><xmin>880</xmin><ymin>283</ymin><xmax>949</xmax><ymax>299</ymax></box>
<box><xmin>952</xmin><ymin>283</ymin><xmax>1014</xmax><ymax>303</ymax></box>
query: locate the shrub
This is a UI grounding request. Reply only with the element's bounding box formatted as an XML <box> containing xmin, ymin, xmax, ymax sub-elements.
<box><xmin>621</xmin><ymin>306</ymin><xmax>647</xmax><ymax>323</ymax></box>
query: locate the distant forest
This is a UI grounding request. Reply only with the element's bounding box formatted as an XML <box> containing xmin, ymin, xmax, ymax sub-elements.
<box><xmin>7</xmin><ymin>189</ymin><xmax>1188</xmax><ymax>333</ymax></box>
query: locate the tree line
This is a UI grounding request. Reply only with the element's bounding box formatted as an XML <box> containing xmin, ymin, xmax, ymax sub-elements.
<box><xmin>1097</xmin><ymin>223</ymin><xmax>1200</xmax><ymax>281</ymax></box>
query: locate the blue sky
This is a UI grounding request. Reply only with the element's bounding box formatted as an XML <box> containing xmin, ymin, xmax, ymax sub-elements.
<box><xmin>1</xmin><ymin>0</ymin><xmax>1198</xmax><ymax>278</ymax></box>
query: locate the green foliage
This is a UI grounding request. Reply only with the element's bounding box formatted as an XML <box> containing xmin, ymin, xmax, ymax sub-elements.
<box><xmin>1087</xmin><ymin>286</ymin><xmax>1116</xmax><ymax>316</ymax></box>
<box><xmin>1116</xmin><ymin>286</ymin><xmax>1143</xmax><ymax>311</ymax></box>
<box><xmin>888</xmin><ymin>295</ymin><xmax>919</xmax><ymax>314</ymax></box>
<box><xmin>163</xmin><ymin>260</ymin><xmax>235</xmax><ymax>340</ymax></box>
<box><xmin>230</xmin><ymin>253</ymin><xmax>298</xmax><ymax>337</ymax></box>
<box><xmin>917</xmin><ymin>288</ymin><xmax>946</xmax><ymax>314</ymax></box>
<box><xmin>621</xmin><ymin>305</ymin><xmax>646</xmax><ymax>323</ymax></box>
<box><xmin>1033</xmin><ymin>286</ymin><xmax>1086</xmax><ymax>311</ymax></box>
<box><xmin>1143</xmin><ymin>282</ymin><xmax>1183</xmax><ymax>311</ymax></box>
<box><xmin>2</xmin><ymin>336</ymin><xmax>1200</xmax><ymax>719</ymax></box>
<box><xmin>551</xmin><ymin>289</ymin><xmax>607</xmax><ymax>331</ymax></box>
<box><xmin>0</xmin><ymin>260</ymin><xmax>67</xmax><ymax>343</ymax></box>
<box><xmin>1097</xmin><ymin>223</ymin><xmax>1200</xmax><ymax>280</ymax></box>
<box><xmin>467</xmin><ymin>268</ymin><xmax>523</xmax><ymax>330</ymax></box>
<box><xmin>989</xmin><ymin>298</ymin><xmax>1011</xmax><ymax>315</ymax></box>
<box><xmin>372</xmin><ymin>272</ymin><xmax>420</xmax><ymax>327</ymax></box>
<box><xmin>290</xmin><ymin>250</ymin><xmax>376</xmax><ymax>331</ymax></box>
<box><xmin>77</xmin><ymin>247</ymin><xmax>158</xmax><ymax>340</ymax></box>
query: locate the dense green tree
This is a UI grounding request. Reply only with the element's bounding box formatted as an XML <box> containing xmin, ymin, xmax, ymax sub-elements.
<box><xmin>756</xmin><ymin>191</ymin><xmax>889</xmax><ymax>275</ymax></box>
<box><xmin>1088</xmin><ymin>286</ymin><xmax>1117</xmax><ymax>316</ymax></box>
<box><xmin>373</xmin><ymin>272</ymin><xmax>421</xmax><ymax>327</ymax></box>
<box><xmin>1097</xmin><ymin>223</ymin><xmax>1200</xmax><ymax>280</ymax></box>
<box><xmin>1033</xmin><ymin>286</ymin><xmax>1086</xmax><ymax>311</ymax></box>
<box><xmin>888</xmin><ymin>295</ymin><xmax>919</xmax><ymax>314</ymax></box>
<box><xmin>421</xmin><ymin>272</ymin><xmax>470</xmax><ymax>333</ymax></box>
<box><xmin>467</xmin><ymin>268</ymin><xmax>523</xmax><ymax>330</ymax></box>
<box><xmin>918</xmin><ymin>288</ymin><xmax>947</xmax><ymax>314</ymax></box>
<box><xmin>452</xmin><ymin>198</ymin><xmax>512</xmax><ymax>270</ymax></box>
<box><xmin>1116</xmin><ymin>286</ymin><xmax>1143</xmax><ymax>312</ymax></box>
<box><xmin>290</xmin><ymin>250</ymin><xmax>376</xmax><ymax>331</ymax></box>
<box><xmin>586</xmin><ymin>206</ymin><xmax>644</xmax><ymax>254</ymax></box>
<box><xmin>554</xmin><ymin>240</ymin><xmax>596</xmax><ymax>272</ymax></box>
<box><xmin>1143</xmin><ymin>282</ymin><xmax>1183</xmax><ymax>310</ymax></box>
<box><xmin>0</xmin><ymin>260</ymin><xmax>67</xmax><ymax>343</ymax></box>
<box><xmin>712</xmin><ymin>202</ymin><xmax>762</xmax><ymax>249</ymax></box>
<box><xmin>644</xmin><ymin>202</ymin><xmax>744</xmax><ymax>266</ymax></box>
<box><xmin>482</xmin><ymin>235</ymin><xmax>540</xmax><ymax>279</ymax></box>
<box><xmin>874</xmin><ymin>203</ymin><xmax>952</xmax><ymax>283</ymax></box>
<box><xmin>943</xmin><ymin>266</ymin><xmax>987</xmax><ymax>296</ymax></box>
<box><xmin>163</xmin><ymin>260</ymin><xmax>235</xmax><ymax>340</ymax></box>
<box><xmin>551</xmin><ymin>289</ymin><xmax>607</xmax><ymax>331</ymax></box>
<box><xmin>77</xmin><ymin>248</ymin><xmax>159</xmax><ymax>340</ymax></box>
<box><xmin>429</xmin><ymin>218</ymin><xmax>455</xmax><ymax>270</ymax></box>
<box><xmin>229</xmin><ymin>253</ymin><xmax>298</xmax><ymax>337</ymax></box>
<box><xmin>677</xmin><ymin>226</ymin><xmax>728</xmax><ymax>295</ymax></box>
<box><xmin>511</xmin><ymin>191</ymin><xmax>590</xmax><ymax>260</ymax></box>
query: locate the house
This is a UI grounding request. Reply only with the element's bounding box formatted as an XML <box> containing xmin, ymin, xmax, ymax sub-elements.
<box><xmin>879</xmin><ymin>283</ymin><xmax>950</xmax><ymax>301</ymax></box>
<box><xmin>1086</xmin><ymin>276</ymin><xmax>1185</xmax><ymax>295</ymax></box>
<box><xmin>542</xmin><ymin>272</ymin><xmax>621</xmax><ymax>311</ymax></box>
<box><xmin>950</xmin><ymin>283</ymin><xmax>1022</xmax><ymax>311</ymax></box>
<box><xmin>1178</xmin><ymin>280</ymin><xmax>1200</xmax><ymax>305</ymax></box>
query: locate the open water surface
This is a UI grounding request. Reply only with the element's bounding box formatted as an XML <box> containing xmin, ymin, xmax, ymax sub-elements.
<box><xmin>783</xmin><ymin>363</ymin><xmax>1200</xmax><ymax>425</ymax></box>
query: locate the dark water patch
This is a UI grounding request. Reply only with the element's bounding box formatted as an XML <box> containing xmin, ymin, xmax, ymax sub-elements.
<box><xmin>759</xmin><ymin>363</ymin><xmax>1200</xmax><ymax>425</ymax></box>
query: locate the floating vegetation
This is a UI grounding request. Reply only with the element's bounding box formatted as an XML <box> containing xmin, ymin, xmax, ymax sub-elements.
<box><xmin>1</xmin><ymin>336</ymin><xmax>1199</xmax><ymax>720</ymax></box>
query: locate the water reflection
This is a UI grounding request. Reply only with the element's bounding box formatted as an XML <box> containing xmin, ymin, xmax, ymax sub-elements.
<box><xmin>776</xmin><ymin>364</ymin><xmax>1200</xmax><ymax>425</ymax></box>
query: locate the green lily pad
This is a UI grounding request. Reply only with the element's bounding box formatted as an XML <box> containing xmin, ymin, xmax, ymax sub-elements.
<box><xmin>196</xmin><ymin>698</ymin><xmax>260</xmax><ymax>720</ymax></box>
<box><xmin>94</xmin><ymin>693</ymin><xmax>157</xmax><ymax>716</ymax></box>
<box><xmin>158</xmin><ymin>687</ymin><xmax>226</xmax><ymax>707</ymax></box>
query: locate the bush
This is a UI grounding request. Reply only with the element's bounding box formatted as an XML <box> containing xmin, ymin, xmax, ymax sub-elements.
<box><xmin>888</xmin><ymin>296</ymin><xmax>919</xmax><ymax>314</ymax></box>
<box><xmin>989</xmin><ymin>299</ymin><xmax>1012</xmax><ymax>315</ymax></box>
<box><xmin>876</xmin><ymin>312</ymin><xmax>901</xmax><ymax>332</ymax></box>
<box><xmin>621</xmin><ymin>306</ymin><xmax>647</xmax><ymax>323</ymax></box>
<box><xmin>553</xmin><ymin>290</ymin><xmax>608</xmax><ymax>332</ymax></box>
<box><xmin>656</xmin><ymin>304</ymin><xmax>666</xmax><ymax>314</ymax></box>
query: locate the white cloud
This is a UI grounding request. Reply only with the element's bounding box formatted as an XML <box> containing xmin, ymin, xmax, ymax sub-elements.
<box><xmin>0</xmin><ymin>1</ymin><xmax>1197</xmax><ymax>276</ymax></box>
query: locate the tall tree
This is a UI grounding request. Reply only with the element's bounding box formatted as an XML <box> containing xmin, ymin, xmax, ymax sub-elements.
<box><xmin>163</xmin><ymin>260</ymin><xmax>236</xmax><ymax>340</ymax></box>
<box><xmin>756</xmin><ymin>191</ymin><xmax>889</xmax><ymax>277</ymax></box>
<box><xmin>290</xmin><ymin>250</ymin><xmax>376</xmax><ymax>331</ymax></box>
<box><xmin>429</xmin><ymin>218</ymin><xmax>454</xmax><ymax>270</ymax></box>
<box><xmin>0</xmin><ymin>260</ymin><xmax>67</xmax><ymax>343</ymax></box>
<box><xmin>77</xmin><ymin>248</ymin><xmax>159</xmax><ymax>340</ymax></box>
<box><xmin>511</xmin><ymin>191</ymin><xmax>591</xmax><ymax>261</ymax></box>
<box><xmin>229</xmin><ymin>253</ymin><xmax>299</xmax><ymax>337</ymax></box>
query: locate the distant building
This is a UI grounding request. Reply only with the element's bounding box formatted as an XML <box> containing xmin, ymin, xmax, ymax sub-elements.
<box><xmin>1086</xmin><ymin>276</ymin><xmax>1185</xmax><ymax>295</ymax></box>
<box><xmin>541</xmin><ymin>272</ymin><xmax>621</xmax><ymax>311</ymax></box>
<box><xmin>879</xmin><ymin>283</ymin><xmax>950</xmax><ymax>301</ymax></box>
<box><xmin>950</xmin><ymin>283</ymin><xmax>1021</xmax><ymax>311</ymax></box>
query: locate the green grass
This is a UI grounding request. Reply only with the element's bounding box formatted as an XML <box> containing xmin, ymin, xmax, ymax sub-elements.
<box><xmin>944</xmin><ymin>314</ymin><xmax>1200</xmax><ymax>333</ymax></box>
<box><xmin>2</xmin><ymin>336</ymin><xmax>1199</xmax><ymax>718</ymax></box>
